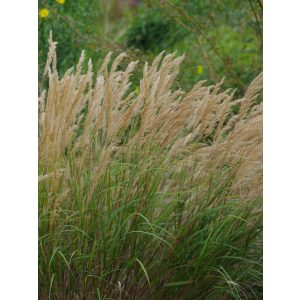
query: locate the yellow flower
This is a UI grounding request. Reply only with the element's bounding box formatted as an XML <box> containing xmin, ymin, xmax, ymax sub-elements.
<box><xmin>196</xmin><ymin>64</ymin><xmax>204</xmax><ymax>75</ymax></box>
<box><xmin>56</xmin><ymin>0</ymin><xmax>65</xmax><ymax>4</ymax></box>
<box><xmin>39</xmin><ymin>8</ymin><xmax>49</xmax><ymax>18</ymax></box>
<box><xmin>135</xmin><ymin>86</ymin><xmax>140</xmax><ymax>95</ymax></box>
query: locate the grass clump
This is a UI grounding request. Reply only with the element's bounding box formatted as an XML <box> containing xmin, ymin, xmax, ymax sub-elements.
<box><xmin>39</xmin><ymin>35</ymin><xmax>262</xmax><ymax>299</ymax></box>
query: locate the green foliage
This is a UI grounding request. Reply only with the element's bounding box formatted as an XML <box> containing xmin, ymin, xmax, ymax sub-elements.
<box><xmin>38</xmin><ymin>0</ymin><xmax>262</xmax><ymax>96</ymax></box>
<box><xmin>124</xmin><ymin>0</ymin><xmax>262</xmax><ymax>95</ymax></box>
<box><xmin>38</xmin><ymin>0</ymin><xmax>102</xmax><ymax>82</ymax></box>
<box><xmin>39</xmin><ymin>146</ymin><xmax>262</xmax><ymax>299</ymax></box>
<box><xmin>126</xmin><ymin>6</ymin><xmax>185</xmax><ymax>52</ymax></box>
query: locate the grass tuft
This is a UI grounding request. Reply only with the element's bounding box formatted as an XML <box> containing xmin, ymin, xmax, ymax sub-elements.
<box><xmin>39</xmin><ymin>35</ymin><xmax>262</xmax><ymax>299</ymax></box>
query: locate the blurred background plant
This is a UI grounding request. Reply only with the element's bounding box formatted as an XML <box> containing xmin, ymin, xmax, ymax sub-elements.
<box><xmin>39</xmin><ymin>0</ymin><xmax>262</xmax><ymax>96</ymax></box>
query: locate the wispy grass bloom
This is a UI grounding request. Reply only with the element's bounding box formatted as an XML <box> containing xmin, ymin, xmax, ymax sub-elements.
<box><xmin>39</xmin><ymin>8</ymin><xmax>49</xmax><ymax>18</ymax></box>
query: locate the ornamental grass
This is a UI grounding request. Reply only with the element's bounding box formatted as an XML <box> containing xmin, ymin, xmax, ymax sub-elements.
<box><xmin>39</xmin><ymin>34</ymin><xmax>262</xmax><ymax>299</ymax></box>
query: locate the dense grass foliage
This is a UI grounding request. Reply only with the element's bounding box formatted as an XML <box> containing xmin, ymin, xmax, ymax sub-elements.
<box><xmin>38</xmin><ymin>36</ymin><xmax>262</xmax><ymax>299</ymax></box>
<box><xmin>39</xmin><ymin>156</ymin><xmax>262</xmax><ymax>299</ymax></box>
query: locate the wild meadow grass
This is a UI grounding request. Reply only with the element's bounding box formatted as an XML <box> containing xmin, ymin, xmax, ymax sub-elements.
<box><xmin>39</xmin><ymin>34</ymin><xmax>262</xmax><ymax>299</ymax></box>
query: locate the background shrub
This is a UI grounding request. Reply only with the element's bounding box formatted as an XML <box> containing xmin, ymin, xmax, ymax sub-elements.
<box><xmin>38</xmin><ymin>0</ymin><xmax>262</xmax><ymax>96</ymax></box>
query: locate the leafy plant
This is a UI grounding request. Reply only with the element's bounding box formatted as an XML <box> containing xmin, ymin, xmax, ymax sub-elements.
<box><xmin>126</xmin><ymin>6</ymin><xmax>185</xmax><ymax>52</ymax></box>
